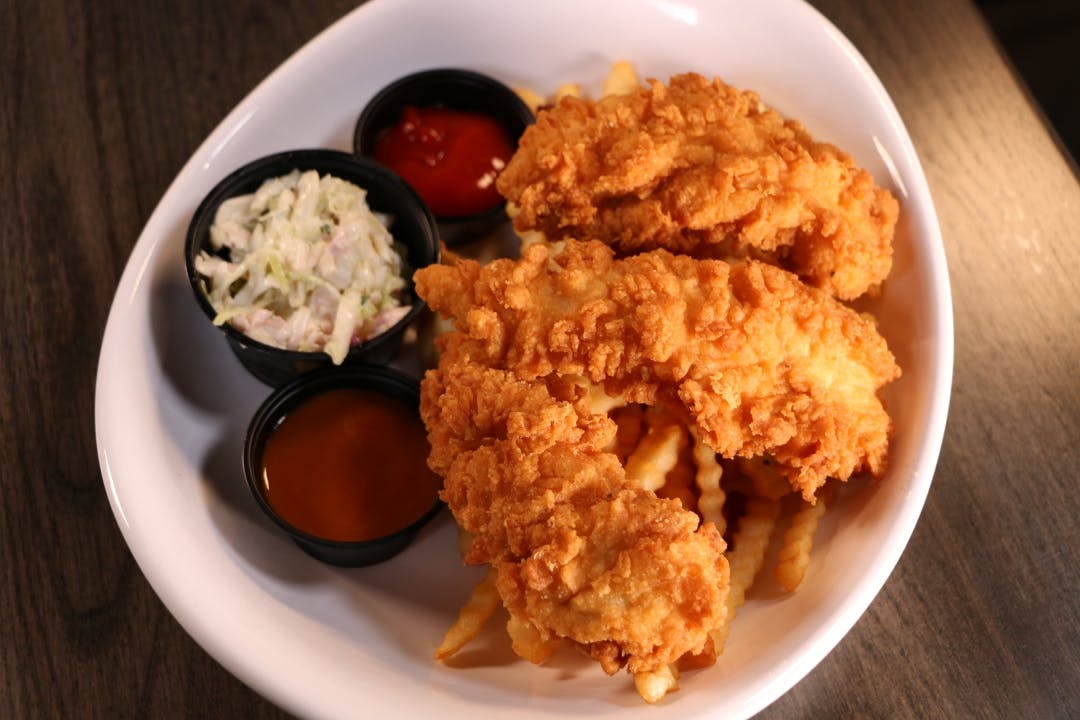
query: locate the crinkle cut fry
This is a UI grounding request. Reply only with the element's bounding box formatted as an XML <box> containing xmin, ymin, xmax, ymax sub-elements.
<box><xmin>634</xmin><ymin>663</ymin><xmax>679</xmax><ymax>704</ymax></box>
<box><xmin>712</xmin><ymin>496</ymin><xmax>782</xmax><ymax>651</ymax></box>
<box><xmin>775</xmin><ymin>485</ymin><xmax>834</xmax><ymax>591</ymax></box>
<box><xmin>690</xmin><ymin>426</ymin><xmax>726</xmax><ymax>535</ymax></box>
<box><xmin>416</xmin><ymin>239</ymin><xmax>900</xmax><ymax>500</ymax></box>
<box><xmin>507</xmin><ymin>615</ymin><xmax>561</xmax><ymax>665</ymax></box>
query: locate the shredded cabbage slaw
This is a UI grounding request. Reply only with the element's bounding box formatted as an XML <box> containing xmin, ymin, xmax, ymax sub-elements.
<box><xmin>194</xmin><ymin>169</ymin><xmax>411</xmax><ymax>364</ymax></box>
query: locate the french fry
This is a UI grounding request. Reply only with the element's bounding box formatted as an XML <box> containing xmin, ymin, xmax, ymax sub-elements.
<box><xmin>602</xmin><ymin>60</ymin><xmax>642</xmax><ymax>97</ymax></box>
<box><xmin>516</xmin><ymin>59</ymin><xmax>641</xmax><ymax>119</ymax></box>
<box><xmin>554</xmin><ymin>82</ymin><xmax>582</xmax><ymax>101</ymax></box>
<box><xmin>513</xmin><ymin>86</ymin><xmax>546</xmax><ymax>115</ymax></box>
<box><xmin>711</xmin><ymin>497</ymin><xmax>781</xmax><ymax>649</ymax></box>
<box><xmin>634</xmin><ymin>663</ymin><xmax>679</xmax><ymax>704</ymax></box>
<box><xmin>506</xmin><ymin>615</ymin><xmax>561</xmax><ymax>665</ymax></box>
<box><xmin>625</xmin><ymin>422</ymin><xmax>684</xmax><ymax>491</ymax></box>
<box><xmin>728</xmin><ymin>497</ymin><xmax>781</xmax><ymax>605</ymax></box>
<box><xmin>775</xmin><ymin>491</ymin><xmax>830</xmax><ymax>592</ymax></box>
<box><xmin>738</xmin><ymin>456</ymin><xmax>791</xmax><ymax>500</ymax></box>
<box><xmin>690</xmin><ymin>428</ymin><xmax>726</xmax><ymax>535</ymax></box>
<box><xmin>435</xmin><ymin>567</ymin><xmax>500</xmax><ymax>660</ymax></box>
<box><xmin>609</xmin><ymin>404</ymin><xmax>646</xmax><ymax>463</ymax></box>
<box><xmin>657</xmin><ymin>440</ymin><xmax>698</xmax><ymax>512</ymax></box>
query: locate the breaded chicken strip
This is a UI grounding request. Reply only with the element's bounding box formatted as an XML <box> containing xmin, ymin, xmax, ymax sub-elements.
<box><xmin>496</xmin><ymin>73</ymin><xmax>898</xmax><ymax>300</ymax></box>
<box><xmin>421</xmin><ymin>360</ymin><xmax>729</xmax><ymax>675</ymax></box>
<box><xmin>417</xmin><ymin>240</ymin><xmax>900</xmax><ymax>500</ymax></box>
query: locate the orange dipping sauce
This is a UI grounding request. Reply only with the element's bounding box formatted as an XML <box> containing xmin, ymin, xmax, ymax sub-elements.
<box><xmin>260</xmin><ymin>388</ymin><xmax>441</xmax><ymax>543</ymax></box>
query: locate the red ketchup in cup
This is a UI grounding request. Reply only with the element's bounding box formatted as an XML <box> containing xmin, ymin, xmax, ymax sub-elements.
<box><xmin>373</xmin><ymin>106</ymin><xmax>514</xmax><ymax>218</ymax></box>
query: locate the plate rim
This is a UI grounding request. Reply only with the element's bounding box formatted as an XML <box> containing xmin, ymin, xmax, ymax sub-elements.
<box><xmin>95</xmin><ymin>0</ymin><xmax>954</xmax><ymax>717</ymax></box>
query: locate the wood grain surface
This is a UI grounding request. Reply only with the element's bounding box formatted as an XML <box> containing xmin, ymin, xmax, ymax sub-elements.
<box><xmin>2</xmin><ymin>0</ymin><xmax>1077</xmax><ymax>717</ymax></box>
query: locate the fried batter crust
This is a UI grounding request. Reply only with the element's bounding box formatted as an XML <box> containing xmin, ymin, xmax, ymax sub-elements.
<box><xmin>496</xmin><ymin>73</ymin><xmax>898</xmax><ymax>300</ymax></box>
<box><xmin>416</xmin><ymin>239</ymin><xmax>899</xmax><ymax>674</ymax></box>
<box><xmin>421</xmin><ymin>360</ymin><xmax>729</xmax><ymax>674</ymax></box>
<box><xmin>418</xmin><ymin>240</ymin><xmax>899</xmax><ymax>497</ymax></box>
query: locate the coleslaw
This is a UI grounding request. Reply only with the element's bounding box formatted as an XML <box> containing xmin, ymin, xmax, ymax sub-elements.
<box><xmin>194</xmin><ymin>169</ymin><xmax>411</xmax><ymax>364</ymax></box>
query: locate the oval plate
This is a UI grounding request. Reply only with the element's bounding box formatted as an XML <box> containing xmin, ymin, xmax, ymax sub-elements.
<box><xmin>95</xmin><ymin>0</ymin><xmax>953</xmax><ymax>717</ymax></box>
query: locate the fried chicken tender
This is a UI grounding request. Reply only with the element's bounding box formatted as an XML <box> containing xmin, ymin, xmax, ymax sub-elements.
<box><xmin>496</xmin><ymin>73</ymin><xmax>899</xmax><ymax>300</ymax></box>
<box><xmin>421</xmin><ymin>360</ymin><xmax>730</xmax><ymax>674</ymax></box>
<box><xmin>416</xmin><ymin>239</ymin><xmax>899</xmax><ymax>679</ymax></box>
<box><xmin>417</xmin><ymin>240</ymin><xmax>900</xmax><ymax>500</ymax></box>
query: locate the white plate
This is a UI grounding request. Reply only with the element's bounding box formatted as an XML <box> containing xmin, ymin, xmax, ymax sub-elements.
<box><xmin>95</xmin><ymin>0</ymin><xmax>952</xmax><ymax>717</ymax></box>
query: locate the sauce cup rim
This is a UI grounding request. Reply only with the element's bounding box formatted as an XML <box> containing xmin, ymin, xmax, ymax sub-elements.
<box><xmin>242</xmin><ymin>365</ymin><xmax>443</xmax><ymax>562</ymax></box>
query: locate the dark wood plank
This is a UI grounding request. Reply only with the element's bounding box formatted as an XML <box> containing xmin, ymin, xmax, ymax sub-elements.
<box><xmin>977</xmin><ymin>0</ymin><xmax>1080</xmax><ymax>165</ymax></box>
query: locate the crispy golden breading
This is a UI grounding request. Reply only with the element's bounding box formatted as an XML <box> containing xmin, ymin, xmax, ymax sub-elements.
<box><xmin>496</xmin><ymin>73</ymin><xmax>898</xmax><ymax>300</ymax></box>
<box><xmin>418</xmin><ymin>240</ymin><xmax>900</xmax><ymax>500</ymax></box>
<box><xmin>417</xmin><ymin>238</ymin><xmax>899</xmax><ymax>681</ymax></box>
<box><xmin>421</xmin><ymin>359</ymin><xmax>729</xmax><ymax>674</ymax></box>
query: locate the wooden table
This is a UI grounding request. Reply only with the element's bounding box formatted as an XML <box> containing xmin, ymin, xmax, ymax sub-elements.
<box><xmin>3</xmin><ymin>0</ymin><xmax>1077</xmax><ymax>716</ymax></box>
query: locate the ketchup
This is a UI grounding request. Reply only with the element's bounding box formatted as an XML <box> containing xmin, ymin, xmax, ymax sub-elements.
<box><xmin>260</xmin><ymin>388</ymin><xmax>441</xmax><ymax>543</ymax></box>
<box><xmin>374</xmin><ymin>106</ymin><xmax>514</xmax><ymax>217</ymax></box>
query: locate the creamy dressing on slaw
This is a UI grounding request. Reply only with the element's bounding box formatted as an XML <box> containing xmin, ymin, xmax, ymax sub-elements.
<box><xmin>193</xmin><ymin>169</ymin><xmax>411</xmax><ymax>364</ymax></box>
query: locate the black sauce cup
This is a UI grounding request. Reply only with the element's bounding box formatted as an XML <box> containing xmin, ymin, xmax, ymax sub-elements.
<box><xmin>243</xmin><ymin>365</ymin><xmax>443</xmax><ymax>567</ymax></box>
<box><xmin>184</xmin><ymin>149</ymin><xmax>440</xmax><ymax>388</ymax></box>
<box><xmin>353</xmin><ymin>68</ymin><xmax>534</xmax><ymax>245</ymax></box>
